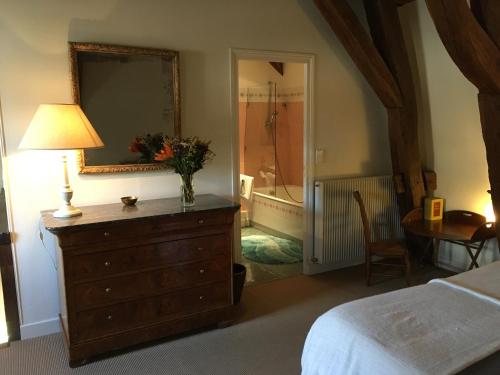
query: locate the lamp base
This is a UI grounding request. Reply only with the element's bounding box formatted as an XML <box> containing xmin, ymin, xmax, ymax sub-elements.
<box><xmin>53</xmin><ymin>205</ymin><xmax>82</xmax><ymax>218</ymax></box>
<box><xmin>53</xmin><ymin>153</ymin><xmax>82</xmax><ymax>219</ymax></box>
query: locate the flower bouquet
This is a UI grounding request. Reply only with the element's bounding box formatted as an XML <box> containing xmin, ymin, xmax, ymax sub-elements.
<box><xmin>128</xmin><ymin>133</ymin><xmax>165</xmax><ymax>164</ymax></box>
<box><xmin>155</xmin><ymin>136</ymin><xmax>215</xmax><ymax>206</ymax></box>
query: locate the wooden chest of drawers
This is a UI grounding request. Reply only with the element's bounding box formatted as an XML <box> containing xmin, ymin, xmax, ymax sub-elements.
<box><xmin>42</xmin><ymin>194</ymin><xmax>239</xmax><ymax>367</ymax></box>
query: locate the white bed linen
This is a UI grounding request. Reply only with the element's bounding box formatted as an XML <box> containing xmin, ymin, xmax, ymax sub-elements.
<box><xmin>302</xmin><ymin>262</ymin><xmax>500</xmax><ymax>375</ymax></box>
<box><xmin>433</xmin><ymin>261</ymin><xmax>500</xmax><ymax>301</ymax></box>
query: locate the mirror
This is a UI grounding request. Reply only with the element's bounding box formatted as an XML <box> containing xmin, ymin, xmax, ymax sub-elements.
<box><xmin>69</xmin><ymin>42</ymin><xmax>180</xmax><ymax>173</ymax></box>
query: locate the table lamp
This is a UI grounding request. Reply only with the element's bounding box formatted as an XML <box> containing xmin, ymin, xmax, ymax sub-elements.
<box><xmin>19</xmin><ymin>104</ymin><xmax>104</xmax><ymax>218</ymax></box>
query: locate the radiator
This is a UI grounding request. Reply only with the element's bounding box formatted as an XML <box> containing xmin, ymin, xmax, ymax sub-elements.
<box><xmin>313</xmin><ymin>175</ymin><xmax>403</xmax><ymax>265</ymax></box>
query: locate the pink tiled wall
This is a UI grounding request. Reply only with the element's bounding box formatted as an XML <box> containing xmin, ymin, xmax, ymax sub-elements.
<box><xmin>239</xmin><ymin>100</ymin><xmax>303</xmax><ymax>188</ymax></box>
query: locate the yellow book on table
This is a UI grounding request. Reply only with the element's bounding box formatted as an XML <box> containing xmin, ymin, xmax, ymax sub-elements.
<box><xmin>424</xmin><ymin>197</ymin><xmax>444</xmax><ymax>221</ymax></box>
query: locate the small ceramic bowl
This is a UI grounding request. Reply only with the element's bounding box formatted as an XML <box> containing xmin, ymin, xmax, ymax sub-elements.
<box><xmin>121</xmin><ymin>196</ymin><xmax>138</xmax><ymax>206</ymax></box>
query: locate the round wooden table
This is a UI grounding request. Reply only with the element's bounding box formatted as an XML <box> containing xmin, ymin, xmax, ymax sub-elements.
<box><xmin>402</xmin><ymin>210</ymin><xmax>496</xmax><ymax>270</ymax></box>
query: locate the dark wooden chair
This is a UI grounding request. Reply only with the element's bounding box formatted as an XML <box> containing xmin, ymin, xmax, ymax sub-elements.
<box><xmin>353</xmin><ymin>191</ymin><xmax>411</xmax><ymax>286</ymax></box>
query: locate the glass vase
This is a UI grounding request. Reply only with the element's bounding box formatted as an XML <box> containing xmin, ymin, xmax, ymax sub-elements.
<box><xmin>180</xmin><ymin>174</ymin><xmax>195</xmax><ymax>207</ymax></box>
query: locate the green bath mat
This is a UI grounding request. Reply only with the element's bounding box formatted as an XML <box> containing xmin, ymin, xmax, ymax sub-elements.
<box><xmin>242</xmin><ymin>235</ymin><xmax>302</xmax><ymax>264</ymax></box>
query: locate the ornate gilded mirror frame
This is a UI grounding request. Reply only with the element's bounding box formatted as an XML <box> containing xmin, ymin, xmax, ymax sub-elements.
<box><xmin>69</xmin><ymin>42</ymin><xmax>181</xmax><ymax>173</ymax></box>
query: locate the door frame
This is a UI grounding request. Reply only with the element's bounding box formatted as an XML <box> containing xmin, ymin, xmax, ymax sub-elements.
<box><xmin>0</xmin><ymin>99</ymin><xmax>20</xmax><ymax>341</ymax></box>
<box><xmin>229</xmin><ymin>48</ymin><xmax>315</xmax><ymax>273</ymax></box>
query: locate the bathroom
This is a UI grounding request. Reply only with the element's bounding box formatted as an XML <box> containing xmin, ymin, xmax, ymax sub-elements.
<box><xmin>238</xmin><ymin>59</ymin><xmax>305</xmax><ymax>284</ymax></box>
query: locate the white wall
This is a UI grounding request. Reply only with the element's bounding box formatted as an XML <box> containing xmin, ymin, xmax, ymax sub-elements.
<box><xmin>0</xmin><ymin>0</ymin><xmax>391</xmax><ymax>338</ymax></box>
<box><xmin>403</xmin><ymin>2</ymin><xmax>499</xmax><ymax>270</ymax></box>
<box><xmin>238</xmin><ymin>60</ymin><xmax>286</xmax><ymax>89</ymax></box>
<box><xmin>238</xmin><ymin>60</ymin><xmax>304</xmax><ymax>91</ymax></box>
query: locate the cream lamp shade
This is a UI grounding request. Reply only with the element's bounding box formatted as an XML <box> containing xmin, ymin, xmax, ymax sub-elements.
<box><xmin>19</xmin><ymin>104</ymin><xmax>104</xmax><ymax>218</ymax></box>
<box><xmin>19</xmin><ymin>104</ymin><xmax>104</xmax><ymax>150</ymax></box>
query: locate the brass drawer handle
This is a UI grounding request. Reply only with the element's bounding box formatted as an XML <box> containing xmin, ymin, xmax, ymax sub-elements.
<box><xmin>105</xmin><ymin>287</ymin><xmax>112</xmax><ymax>293</ymax></box>
<box><xmin>197</xmin><ymin>247</ymin><xmax>204</xmax><ymax>251</ymax></box>
<box><xmin>199</xmin><ymin>269</ymin><xmax>205</xmax><ymax>274</ymax></box>
<box><xmin>107</xmin><ymin>315</ymin><xmax>113</xmax><ymax>320</ymax></box>
<box><xmin>199</xmin><ymin>295</ymin><xmax>204</xmax><ymax>300</ymax></box>
<box><xmin>104</xmin><ymin>261</ymin><xmax>111</xmax><ymax>267</ymax></box>
<box><xmin>103</xmin><ymin>231</ymin><xmax>110</xmax><ymax>237</ymax></box>
<box><xmin>198</xmin><ymin>219</ymin><xmax>204</xmax><ymax>224</ymax></box>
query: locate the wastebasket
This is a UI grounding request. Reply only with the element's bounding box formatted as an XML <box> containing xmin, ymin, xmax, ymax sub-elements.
<box><xmin>233</xmin><ymin>263</ymin><xmax>246</xmax><ymax>304</ymax></box>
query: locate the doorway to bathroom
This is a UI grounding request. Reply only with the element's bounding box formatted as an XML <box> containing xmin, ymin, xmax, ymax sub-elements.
<box><xmin>231</xmin><ymin>50</ymin><xmax>314</xmax><ymax>285</ymax></box>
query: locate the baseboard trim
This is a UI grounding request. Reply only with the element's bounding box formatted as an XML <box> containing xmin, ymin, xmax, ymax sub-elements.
<box><xmin>20</xmin><ymin>317</ymin><xmax>60</xmax><ymax>340</ymax></box>
<box><xmin>303</xmin><ymin>258</ymin><xmax>364</xmax><ymax>275</ymax></box>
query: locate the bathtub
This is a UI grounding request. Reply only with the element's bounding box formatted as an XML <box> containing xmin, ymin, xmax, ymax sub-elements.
<box><xmin>251</xmin><ymin>185</ymin><xmax>303</xmax><ymax>240</ymax></box>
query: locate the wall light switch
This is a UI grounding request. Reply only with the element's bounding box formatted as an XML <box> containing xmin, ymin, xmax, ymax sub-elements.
<box><xmin>315</xmin><ymin>149</ymin><xmax>324</xmax><ymax>164</ymax></box>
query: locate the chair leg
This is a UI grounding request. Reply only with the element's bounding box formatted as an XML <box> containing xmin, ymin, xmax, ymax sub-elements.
<box><xmin>404</xmin><ymin>253</ymin><xmax>411</xmax><ymax>286</ymax></box>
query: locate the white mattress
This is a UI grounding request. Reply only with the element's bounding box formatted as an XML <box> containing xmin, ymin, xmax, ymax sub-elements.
<box><xmin>301</xmin><ymin>261</ymin><xmax>500</xmax><ymax>375</ymax></box>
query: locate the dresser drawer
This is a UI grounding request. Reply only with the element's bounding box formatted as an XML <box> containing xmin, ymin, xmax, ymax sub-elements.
<box><xmin>59</xmin><ymin>211</ymin><xmax>229</xmax><ymax>247</ymax></box>
<box><xmin>43</xmin><ymin>195</ymin><xmax>239</xmax><ymax>366</ymax></box>
<box><xmin>71</xmin><ymin>234</ymin><xmax>228</xmax><ymax>281</ymax></box>
<box><xmin>151</xmin><ymin>211</ymin><xmax>228</xmax><ymax>234</ymax></box>
<box><xmin>75</xmin><ymin>282</ymin><xmax>229</xmax><ymax>342</ymax></box>
<box><xmin>74</xmin><ymin>255</ymin><xmax>229</xmax><ymax>311</ymax></box>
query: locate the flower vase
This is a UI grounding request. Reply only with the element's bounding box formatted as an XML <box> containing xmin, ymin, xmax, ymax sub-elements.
<box><xmin>180</xmin><ymin>174</ymin><xmax>195</xmax><ymax>207</ymax></box>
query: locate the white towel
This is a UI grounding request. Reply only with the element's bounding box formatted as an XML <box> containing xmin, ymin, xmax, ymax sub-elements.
<box><xmin>302</xmin><ymin>263</ymin><xmax>500</xmax><ymax>375</ymax></box>
<box><xmin>240</xmin><ymin>174</ymin><xmax>254</xmax><ymax>200</ymax></box>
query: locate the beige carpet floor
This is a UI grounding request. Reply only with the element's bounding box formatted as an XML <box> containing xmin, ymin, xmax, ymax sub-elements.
<box><xmin>0</xmin><ymin>265</ymin><xmax>452</xmax><ymax>375</ymax></box>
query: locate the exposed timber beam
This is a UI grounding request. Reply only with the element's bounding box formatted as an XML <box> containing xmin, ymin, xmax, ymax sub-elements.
<box><xmin>314</xmin><ymin>0</ymin><xmax>426</xmax><ymax>216</ymax></box>
<box><xmin>426</xmin><ymin>0</ymin><xmax>500</xmax><ymax>247</ymax></box>
<box><xmin>426</xmin><ymin>0</ymin><xmax>500</xmax><ymax>93</ymax></box>
<box><xmin>269</xmin><ymin>62</ymin><xmax>284</xmax><ymax>76</ymax></box>
<box><xmin>470</xmin><ymin>0</ymin><xmax>500</xmax><ymax>49</ymax></box>
<box><xmin>313</xmin><ymin>0</ymin><xmax>403</xmax><ymax>108</ymax></box>
<box><xmin>395</xmin><ymin>0</ymin><xmax>417</xmax><ymax>5</ymax></box>
<box><xmin>364</xmin><ymin>0</ymin><xmax>426</xmax><ymax>214</ymax></box>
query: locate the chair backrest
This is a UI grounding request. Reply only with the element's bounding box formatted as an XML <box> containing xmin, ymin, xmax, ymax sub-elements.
<box><xmin>353</xmin><ymin>191</ymin><xmax>371</xmax><ymax>245</ymax></box>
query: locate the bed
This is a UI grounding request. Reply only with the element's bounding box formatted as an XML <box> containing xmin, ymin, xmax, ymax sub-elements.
<box><xmin>302</xmin><ymin>261</ymin><xmax>500</xmax><ymax>375</ymax></box>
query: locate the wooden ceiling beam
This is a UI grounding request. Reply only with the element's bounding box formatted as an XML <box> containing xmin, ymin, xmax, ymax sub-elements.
<box><xmin>364</xmin><ymin>0</ymin><xmax>425</xmax><ymax>213</ymax></box>
<box><xmin>426</xmin><ymin>0</ymin><xmax>500</xmax><ymax>247</ymax></box>
<box><xmin>470</xmin><ymin>0</ymin><xmax>500</xmax><ymax>48</ymax></box>
<box><xmin>313</xmin><ymin>0</ymin><xmax>403</xmax><ymax>108</ymax></box>
<box><xmin>269</xmin><ymin>62</ymin><xmax>284</xmax><ymax>76</ymax></box>
<box><xmin>426</xmin><ymin>0</ymin><xmax>500</xmax><ymax>93</ymax></box>
<box><xmin>395</xmin><ymin>0</ymin><xmax>417</xmax><ymax>5</ymax></box>
<box><xmin>364</xmin><ymin>0</ymin><xmax>416</xmax><ymax>112</ymax></box>
<box><xmin>314</xmin><ymin>0</ymin><xmax>427</xmax><ymax>216</ymax></box>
